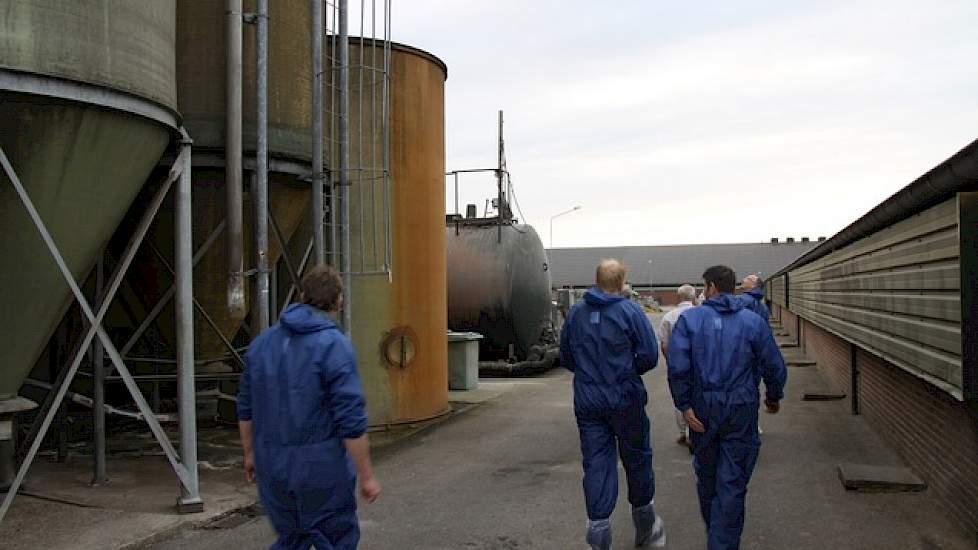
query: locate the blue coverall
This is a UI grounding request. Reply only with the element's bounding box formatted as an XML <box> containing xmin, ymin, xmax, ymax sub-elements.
<box><xmin>237</xmin><ymin>303</ymin><xmax>368</xmax><ymax>550</ymax></box>
<box><xmin>667</xmin><ymin>293</ymin><xmax>786</xmax><ymax>550</ymax></box>
<box><xmin>560</xmin><ymin>288</ymin><xmax>660</xmax><ymax>521</ymax></box>
<box><xmin>738</xmin><ymin>286</ymin><xmax>771</xmax><ymax>322</ymax></box>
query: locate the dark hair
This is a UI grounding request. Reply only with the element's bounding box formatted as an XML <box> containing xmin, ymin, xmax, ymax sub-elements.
<box><xmin>300</xmin><ymin>265</ymin><xmax>343</xmax><ymax>311</ymax></box>
<box><xmin>703</xmin><ymin>265</ymin><xmax>736</xmax><ymax>294</ymax></box>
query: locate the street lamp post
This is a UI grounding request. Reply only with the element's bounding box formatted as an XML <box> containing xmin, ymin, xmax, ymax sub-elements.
<box><xmin>549</xmin><ymin>206</ymin><xmax>582</xmax><ymax>249</ymax></box>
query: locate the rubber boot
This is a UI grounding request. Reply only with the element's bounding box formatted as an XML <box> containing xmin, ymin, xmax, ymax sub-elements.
<box><xmin>586</xmin><ymin>518</ymin><xmax>612</xmax><ymax>550</ymax></box>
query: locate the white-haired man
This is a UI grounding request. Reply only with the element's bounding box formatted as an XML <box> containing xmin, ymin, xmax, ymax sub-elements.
<box><xmin>658</xmin><ymin>284</ymin><xmax>697</xmax><ymax>449</ymax></box>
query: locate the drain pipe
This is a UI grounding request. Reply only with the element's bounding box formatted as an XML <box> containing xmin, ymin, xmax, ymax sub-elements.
<box><xmin>226</xmin><ymin>0</ymin><xmax>246</xmax><ymax>321</ymax></box>
<box><xmin>254</xmin><ymin>0</ymin><xmax>270</xmax><ymax>331</ymax></box>
<box><xmin>311</xmin><ymin>0</ymin><xmax>325</xmax><ymax>266</ymax></box>
<box><xmin>338</xmin><ymin>0</ymin><xmax>352</xmax><ymax>334</ymax></box>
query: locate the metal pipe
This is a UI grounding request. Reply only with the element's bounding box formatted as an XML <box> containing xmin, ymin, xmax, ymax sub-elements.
<box><xmin>175</xmin><ymin>138</ymin><xmax>202</xmax><ymax>511</ymax></box>
<box><xmin>226</xmin><ymin>0</ymin><xmax>246</xmax><ymax>321</ymax></box>
<box><xmin>254</xmin><ymin>0</ymin><xmax>270</xmax><ymax>332</ymax></box>
<box><xmin>382</xmin><ymin>0</ymin><xmax>391</xmax><ymax>271</ymax></box>
<box><xmin>339</xmin><ymin>0</ymin><xmax>352</xmax><ymax>333</ymax></box>
<box><xmin>92</xmin><ymin>252</ymin><xmax>107</xmax><ymax>484</ymax></box>
<box><xmin>497</xmin><ymin>110</ymin><xmax>503</xmax><ymax>243</ymax></box>
<box><xmin>370</xmin><ymin>1</ymin><xmax>379</xmax><ymax>268</ymax></box>
<box><xmin>358</xmin><ymin>10</ymin><xmax>365</xmax><ymax>272</ymax></box>
<box><xmin>330</xmin><ymin>0</ymin><xmax>339</xmax><ymax>269</ymax></box>
<box><xmin>24</xmin><ymin>379</ymin><xmax>175</xmax><ymax>423</ymax></box>
<box><xmin>270</xmin><ymin>264</ymin><xmax>279</xmax><ymax>325</ymax></box>
<box><xmin>311</xmin><ymin>0</ymin><xmax>326</xmax><ymax>265</ymax></box>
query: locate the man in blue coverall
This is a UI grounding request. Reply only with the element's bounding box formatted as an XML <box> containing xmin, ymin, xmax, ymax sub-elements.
<box><xmin>738</xmin><ymin>274</ymin><xmax>770</xmax><ymax>322</ymax></box>
<box><xmin>667</xmin><ymin>265</ymin><xmax>786</xmax><ymax>550</ymax></box>
<box><xmin>238</xmin><ymin>265</ymin><xmax>381</xmax><ymax>549</ymax></box>
<box><xmin>560</xmin><ymin>259</ymin><xmax>667</xmax><ymax>550</ymax></box>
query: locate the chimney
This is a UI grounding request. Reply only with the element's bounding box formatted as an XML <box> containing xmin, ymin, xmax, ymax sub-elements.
<box><xmin>801</xmin><ymin>237</ymin><xmax>810</xmax><ymax>243</ymax></box>
<box><xmin>786</xmin><ymin>237</ymin><xmax>795</xmax><ymax>244</ymax></box>
<box><xmin>818</xmin><ymin>236</ymin><xmax>827</xmax><ymax>242</ymax></box>
<box><xmin>466</xmin><ymin>204</ymin><xmax>477</xmax><ymax>218</ymax></box>
<box><xmin>770</xmin><ymin>237</ymin><xmax>779</xmax><ymax>244</ymax></box>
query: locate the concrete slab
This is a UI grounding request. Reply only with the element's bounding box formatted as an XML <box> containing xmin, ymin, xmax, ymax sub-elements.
<box><xmin>838</xmin><ymin>463</ymin><xmax>927</xmax><ymax>493</ymax></box>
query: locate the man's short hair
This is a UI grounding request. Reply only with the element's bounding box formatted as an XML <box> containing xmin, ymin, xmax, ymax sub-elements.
<box><xmin>703</xmin><ymin>265</ymin><xmax>736</xmax><ymax>294</ymax></box>
<box><xmin>301</xmin><ymin>265</ymin><xmax>343</xmax><ymax>311</ymax></box>
<box><xmin>677</xmin><ymin>284</ymin><xmax>696</xmax><ymax>302</ymax></box>
<box><xmin>596</xmin><ymin>259</ymin><xmax>627</xmax><ymax>293</ymax></box>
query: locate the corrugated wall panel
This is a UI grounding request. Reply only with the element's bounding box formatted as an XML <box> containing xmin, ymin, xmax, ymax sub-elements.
<box><xmin>785</xmin><ymin>197</ymin><xmax>962</xmax><ymax>397</ymax></box>
<box><xmin>793</xmin><ymin>290</ymin><xmax>959</xmax><ymax>322</ymax></box>
<box><xmin>770</xmin><ymin>274</ymin><xmax>786</xmax><ymax>306</ymax></box>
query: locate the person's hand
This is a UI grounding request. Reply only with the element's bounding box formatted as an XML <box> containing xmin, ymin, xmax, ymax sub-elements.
<box><xmin>764</xmin><ymin>398</ymin><xmax>780</xmax><ymax>414</ymax></box>
<box><xmin>243</xmin><ymin>452</ymin><xmax>256</xmax><ymax>484</ymax></box>
<box><xmin>360</xmin><ymin>475</ymin><xmax>382</xmax><ymax>503</ymax></box>
<box><xmin>682</xmin><ymin>408</ymin><xmax>706</xmax><ymax>433</ymax></box>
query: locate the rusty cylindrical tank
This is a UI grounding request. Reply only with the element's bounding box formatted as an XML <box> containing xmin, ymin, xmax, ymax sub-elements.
<box><xmin>119</xmin><ymin>0</ymin><xmax>313</xmax><ymax>361</ymax></box>
<box><xmin>322</xmin><ymin>40</ymin><xmax>449</xmax><ymax>425</ymax></box>
<box><xmin>446</xmin><ymin>223</ymin><xmax>553</xmax><ymax>360</ymax></box>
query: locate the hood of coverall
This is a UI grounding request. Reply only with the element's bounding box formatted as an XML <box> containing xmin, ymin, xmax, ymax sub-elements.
<box><xmin>743</xmin><ymin>287</ymin><xmax>765</xmax><ymax>301</ymax></box>
<box><xmin>702</xmin><ymin>292</ymin><xmax>745</xmax><ymax>314</ymax></box>
<box><xmin>279</xmin><ymin>303</ymin><xmax>338</xmax><ymax>334</ymax></box>
<box><xmin>583</xmin><ymin>287</ymin><xmax>627</xmax><ymax>307</ymax></box>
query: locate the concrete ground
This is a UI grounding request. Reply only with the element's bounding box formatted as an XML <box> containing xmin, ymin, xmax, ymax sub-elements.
<box><xmin>0</xmin><ymin>403</ymin><xmax>466</xmax><ymax>549</ymax></box>
<box><xmin>3</xmin><ymin>311</ymin><xmax>974</xmax><ymax>549</ymax></box>
<box><xmin>141</xmin><ymin>316</ymin><xmax>974</xmax><ymax>550</ymax></box>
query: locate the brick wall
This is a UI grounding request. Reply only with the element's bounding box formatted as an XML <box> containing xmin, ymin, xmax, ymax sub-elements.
<box><xmin>800</xmin><ymin>321</ymin><xmax>851</xmax><ymax>403</ymax></box>
<box><xmin>773</xmin><ymin>303</ymin><xmax>978</xmax><ymax>537</ymax></box>
<box><xmin>858</xmin><ymin>349</ymin><xmax>978</xmax><ymax>536</ymax></box>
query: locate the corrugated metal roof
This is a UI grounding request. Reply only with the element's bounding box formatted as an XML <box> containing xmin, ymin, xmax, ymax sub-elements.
<box><xmin>547</xmin><ymin>242</ymin><xmax>818</xmax><ymax>288</ymax></box>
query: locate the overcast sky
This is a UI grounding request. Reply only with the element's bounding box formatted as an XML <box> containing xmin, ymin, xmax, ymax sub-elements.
<box><xmin>393</xmin><ymin>1</ymin><xmax>978</xmax><ymax>248</ymax></box>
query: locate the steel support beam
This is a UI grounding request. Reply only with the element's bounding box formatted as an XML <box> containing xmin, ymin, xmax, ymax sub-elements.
<box><xmin>269</xmin><ymin>208</ymin><xmax>302</xmax><ymax>291</ymax></box>
<box><xmin>144</xmin><ymin>242</ymin><xmax>245</xmax><ymax>368</ymax></box>
<box><xmin>92</xmin><ymin>252</ymin><xmax>107</xmax><ymax>484</ymax></box>
<box><xmin>0</xmin><ymin>141</ymin><xmax>199</xmax><ymax>524</ymax></box>
<box><xmin>281</xmin><ymin>237</ymin><xmax>315</xmax><ymax>316</ymax></box>
<box><xmin>119</xmin><ymin>220</ymin><xmax>226</xmax><ymax>358</ymax></box>
<box><xmin>175</xmin><ymin>134</ymin><xmax>203</xmax><ymax>512</ymax></box>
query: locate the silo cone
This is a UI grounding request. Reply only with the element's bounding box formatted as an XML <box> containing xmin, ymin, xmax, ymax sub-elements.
<box><xmin>0</xmin><ymin>1</ymin><xmax>178</xmax><ymax>486</ymax></box>
<box><xmin>116</xmin><ymin>0</ymin><xmax>315</xmax><ymax>361</ymax></box>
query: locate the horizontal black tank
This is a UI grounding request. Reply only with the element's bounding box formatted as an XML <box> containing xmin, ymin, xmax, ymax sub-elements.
<box><xmin>446</xmin><ymin>221</ymin><xmax>552</xmax><ymax>360</ymax></box>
